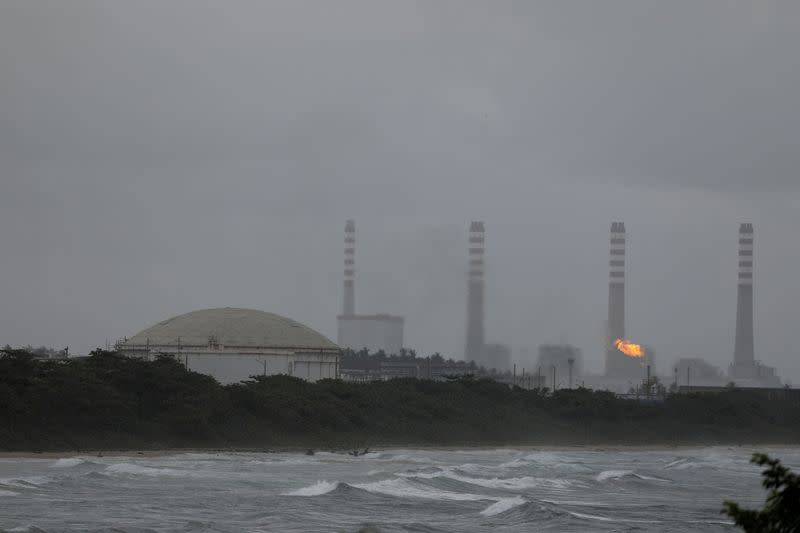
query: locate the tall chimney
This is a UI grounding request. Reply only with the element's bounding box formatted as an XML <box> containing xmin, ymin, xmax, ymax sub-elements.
<box><xmin>342</xmin><ymin>219</ymin><xmax>356</xmax><ymax>316</ymax></box>
<box><xmin>465</xmin><ymin>221</ymin><xmax>485</xmax><ymax>363</ymax></box>
<box><xmin>732</xmin><ymin>223</ymin><xmax>755</xmax><ymax>376</ymax></box>
<box><xmin>605</xmin><ymin>221</ymin><xmax>626</xmax><ymax>376</ymax></box>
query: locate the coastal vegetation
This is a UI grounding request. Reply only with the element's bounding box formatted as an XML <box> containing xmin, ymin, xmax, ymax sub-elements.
<box><xmin>723</xmin><ymin>454</ymin><xmax>800</xmax><ymax>532</ymax></box>
<box><xmin>1</xmin><ymin>348</ymin><xmax>799</xmax><ymax>451</ymax></box>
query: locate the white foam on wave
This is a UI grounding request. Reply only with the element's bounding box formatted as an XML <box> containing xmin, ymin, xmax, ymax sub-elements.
<box><xmin>569</xmin><ymin>511</ymin><xmax>614</xmax><ymax>522</ymax></box>
<box><xmin>284</xmin><ymin>480</ymin><xmax>339</xmax><ymax>496</ymax></box>
<box><xmin>400</xmin><ymin>467</ymin><xmax>578</xmax><ymax>490</ymax></box>
<box><xmin>51</xmin><ymin>458</ymin><xmax>85</xmax><ymax>468</ymax></box>
<box><xmin>451</xmin><ymin>448</ymin><xmax>519</xmax><ymax>456</ymax></box>
<box><xmin>355</xmin><ymin>477</ymin><xmax>530</xmax><ymax>516</ymax></box>
<box><xmin>500</xmin><ymin>452</ymin><xmax>589</xmax><ymax>472</ymax></box>
<box><xmin>377</xmin><ymin>454</ymin><xmax>436</xmax><ymax>464</ymax></box>
<box><xmin>105</xmin><ymin>463</ymin><xmax>183</xmax><ymax>477</ymax></box>
<box><xmin>397</xmin><ymin>469</ymin><xmax>442</xmax><ymax>480</ymax></box>
<box><xmin>569</xmin><ymin>511</ymin><xmax>661</xmax><ymax>524</ymax></box>
<box><xmin>542</xmin><ymin>499</ymin><xmax>611</xmax><ymax>507</ymax></box>
<box><xmin>454</xmin><ymin>463</ymin><xmax>496</xmax><ymax>475</ymax></box>
<box><xmin>248</xmin><ymin>458</ymin><xmax>318</xmax><ymax>467</ymax></box>
<box><xmin>480</xmin><ymin>496</ymin><xmax>526</xmax><ymax>516</ymax></box>
<box><xmin>595</xmin><ymin>470</ymin><xmax>634</xmax><ymax>482</ymax></box>
<box><xmin>664</xmin><ymin>458</ymin><xmax>698</xmax><ymax>470</ymax></box>
<box><xmin>0</xmin><ymin>489</ymin><xmax>20</xmax><ymax>497</ymax></box>
<box><xmin>353</xmin><ymin>478</ymin><xmax>488</xmax><ymax>502</ymax></box>
<box><xmin>0</xmin><ymin>476</ymin><xmax>52</xmax><ymax>488</ymax></box>
<box><xmin>457</xmin><ymin>475</ymin><xmax>575</xmax><ymax>490</ymax></box>
<box><xmin>634</xmin><ymin>473</ymin><xmax>671</xmax><ymax>482</ymax></box>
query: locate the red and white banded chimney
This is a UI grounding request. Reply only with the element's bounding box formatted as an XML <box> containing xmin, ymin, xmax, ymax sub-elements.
<box><xmin>342</xmin><ymin>219</ymin><xmax>356</xmax><ymax>316</ymax></box>
<box><xmin>605</xmin><ymin>221</ymin><xmax>626</xmax><ymax>376</ymax></box>
<box><xmin>465</xmin><ymin>221</ymin><xmax>485</xmax><ymax>363</ymax></box>
<box><xmin>732</xmin><ymin>223</ymin><xmax>755</xmax><ymax>375</ymax></box>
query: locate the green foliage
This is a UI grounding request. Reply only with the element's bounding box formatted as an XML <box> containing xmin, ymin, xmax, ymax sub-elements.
<box><xmin>1</xmin><ymin>348</ymin><xmax>800</xmax><ymax>451</ymax></box>
<box><xmin>723</xmin><ymin>454</ymin><xmax>800</xmax><ymax>532</ymax></box>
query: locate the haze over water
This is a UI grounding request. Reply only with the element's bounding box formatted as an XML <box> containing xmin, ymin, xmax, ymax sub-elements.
<box><xmin>2</xmin><ymin>446</ymin><xmax>796</xmax><ymax>532</ymax></box>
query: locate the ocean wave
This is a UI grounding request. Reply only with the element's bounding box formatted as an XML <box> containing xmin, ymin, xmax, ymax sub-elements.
<box><xmin>480</xmin><ymin>496</ymin><xmax>527</xmax><ymax>516</ymax></box>
<box><xmin>352</xmin><ymin>477</ymin><xmax>529</xmax><ymax>517</ymax></box>
<box><xmin>664</xmin><ymin>458</ymin><xmax>692</xmax><ymax>469</ymax></box>
<box><xmin>541</xmin><ymin>499</ymin><xmax>611</xmax><ymax>507</ymax></box>
<box><xmin>105</xmin><ymin>463</ymin><xmax>184</xmax><ymax>477</ymax></box>
<box><xmin>499</xmin><ymin>455</ymin><xmax>588</xmax><ymax>472</ymax></box>
<box><xmin>569</xmin><ymin>510</ymin><xmax>662</xmax><ymax>524</ymax></box>
<box><xmin>634</xmin><ymin>473</ymin><xmax>671</xmax><ymax>482</ymax></box>
<box><xmin>353</xmin><ymin>478</ymin><xmax>488</xmax><ymax>502</ymax></box>
<box><xmin>568</xmin><ymin>510</ymin><xmax>615</xmax><ymax>522</ymax></box>
<box><xmin>0</xmin><ymin>476</ymin><xmax>53</xmax><ymax>489</ymax></box>
<box><xmin>594</xmin><ymin>469</ymin><xmax>669</xmax><ymax>483</ymax></box>
<box><xmin>375</xmin><ymin>454</ymin><xmax>436</xmax><ymax>464</ymax></box>
<box><xmin>284</xmin><ymin>480</ymin><xmax>339</xmax><ymax>496</ymax></box>
<box><xmin>454</xmin><ymin>475</ymin><xmax>576</xmax><ymax>491</ymax></box>
<box><xmin>0</xmin><ymin>489</ymin><xmax>20</xmax><ymax>497</ymax></box>
<box><xmin>595</xmin><ymin>470</ymin><xmax>635</xmax><ymax>482</ymax></box>
<box><xmin>247</xmin><ymin>458</ymin><xmax>319</xmax><ymax>467</ymax></box>
<box><xmin>450</xmin><ymin>448</ymin><xmax>519</xmax><ymax>456</ymax></box>
<box><xmin>50</xmin><ymin>458</ymin><xmax>87</xmax><ymax>469</ymax></box>
<box><xmin>400</xmin><ymin>467</ymin><xmax>578</xmax><ymax>490</ymax></box>
<box><xmin>663</xmin><ymin>450</ymin><xmax>754</xmax><ymax>472</ymax></box>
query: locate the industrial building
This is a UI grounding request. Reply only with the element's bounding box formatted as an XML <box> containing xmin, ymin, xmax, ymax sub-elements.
<box><xmin>337</xmin><ymin>314</ymin><xmax>404</xmax><ymax>355</ymax></box>
<box><xmin>674</xmin><ymin>357</ymin><xmax>724</xmax><ymax>387</ymax></box>
<box><xmin>479</xmin><ymin>343</ymin><xmax>511</xmax><ymax>372</ymax></box>
<box><xmin>335</xmin><ymin>220</ymin><xmax>405</xmax><ymax>355</ymax></box>
<box><xmin>117</xmin><ymin>307</ymin><xmax>340</xmax><ymax>384</ymax></box>
<box><xmin>537</xmin><ymin>344</ymin><xmax>583</xmax><ymax>389</ymax></box>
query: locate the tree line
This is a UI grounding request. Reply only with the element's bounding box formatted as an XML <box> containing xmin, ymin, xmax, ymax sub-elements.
<box><xmin>1</xmin><ymin>347</ymin><xmax>800</xmax><ymax>451</ymax></box>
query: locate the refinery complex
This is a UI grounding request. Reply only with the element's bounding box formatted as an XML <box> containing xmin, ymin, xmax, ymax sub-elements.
<box><xmin>108</xmin><ymin>217</ymin><xmax>784</xmax><ymax>391</ymax></box>
<box><xmin>335</xmin><ymin>219</ymin><xmax>784</xmax><ymax>391</ymax></box>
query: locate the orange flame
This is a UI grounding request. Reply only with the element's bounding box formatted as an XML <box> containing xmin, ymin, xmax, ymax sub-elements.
<box><xmin>614</xmin><ymin>338</ymin><xmax>644</xmax><ymax>358</ymax></box>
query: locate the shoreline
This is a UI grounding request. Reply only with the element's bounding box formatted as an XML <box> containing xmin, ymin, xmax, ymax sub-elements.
<box><xmin>3</xmin><ymin>442</ymin><xmax>799</xmax><ymax>459</ymax></box>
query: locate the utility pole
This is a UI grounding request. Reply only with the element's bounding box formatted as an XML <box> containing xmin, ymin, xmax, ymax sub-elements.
<box><xmin>521</xmin><ymin>368</ymin><xmax>525</xmax><ymax>389</ymax></box>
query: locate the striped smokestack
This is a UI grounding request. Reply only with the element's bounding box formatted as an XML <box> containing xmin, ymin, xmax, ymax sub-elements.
<box><xmin>465</xmin><ymin>221</ymin><xmax>485</xmax><ymax>363</ymax></box>
<box><xmin>605</xmin><ymin>221</ymin><xmax>626</xmax><ymax>376</ymax></box>
<box><xmin>342</xmin><ymin>219</ymin><xmax>356</xmax><ymax>316</ymax></box>
<box><xmin>732</xmin><ymin>223</ymin><xmax>755</xmax><ymax>375</ymax></box>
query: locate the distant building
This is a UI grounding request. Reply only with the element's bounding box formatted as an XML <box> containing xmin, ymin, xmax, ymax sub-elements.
<box><xmin>477</xmin><ymin>343</ymin><xmax>511</xmax><ymax>372</ymax></box>
<box><xmin>678</xmin><ymin>385</ymin><xmax>800</xmax><ymax>405</ymax></box>
<box><xmin>337</xmin><ymin>314</ymin><xmax>404</xmax><ymax>356</ymax></box>
<box><xmin>117</xmin><ymin>308</ymin><xmax>340</xmax><ymax>384</ymax></box>
<box><xmin>674</xmin><ymin>357</ymin><xmax>724</xmax><ymax>387</ymax></box>
<box><xmin>537</xmin><ymin>344</ymin><xmax>583</xmax><ymax>389</ymax></box>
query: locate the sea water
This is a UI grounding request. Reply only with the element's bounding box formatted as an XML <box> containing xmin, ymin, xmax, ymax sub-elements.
<box><xmin>2</xmin><ymin>446</ymin><xmax>797</xmax><ymax>532</ymax></box>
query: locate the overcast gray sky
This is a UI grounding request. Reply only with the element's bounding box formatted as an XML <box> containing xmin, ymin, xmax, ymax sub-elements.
<box><xmin>1</xmin><ymin>1</ymin><xmax>799</xmax><ymax>381</ymax></box>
